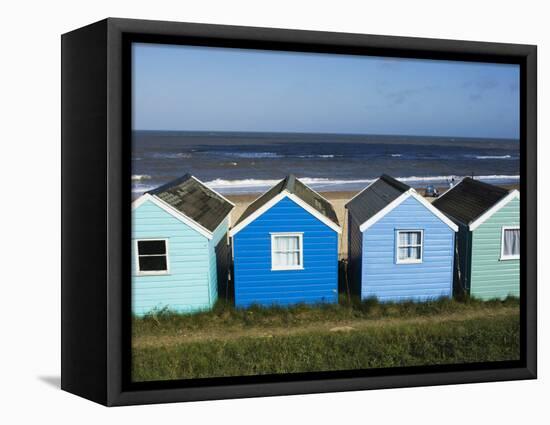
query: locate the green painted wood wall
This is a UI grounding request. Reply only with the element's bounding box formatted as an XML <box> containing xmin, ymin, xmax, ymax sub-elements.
<box><xmin>470</xmin><ymin>198</ymin><xmax>520</xmax><ymax>300</ymax></box>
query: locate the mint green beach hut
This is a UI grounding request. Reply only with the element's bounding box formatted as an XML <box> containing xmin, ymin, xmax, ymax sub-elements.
<box><xmin>433</xmin><ymin>178</ymin><xmax>520</xmax><ymax>300</ymax></box>
<box><xmin>131</xmin><ymin>174</ymin><xmax>234</xmax><ymax>315</ymax></box>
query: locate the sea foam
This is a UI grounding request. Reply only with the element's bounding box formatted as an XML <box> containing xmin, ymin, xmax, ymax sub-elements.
<box><xmin>204</xmin><ymin>175</ymin><xmax>519</xmax><ymax>193</ymax></box>
<box><xmin>131</xmin><ymin>174</ymin><xmax>152</xmax><ymax>181</ymax></box>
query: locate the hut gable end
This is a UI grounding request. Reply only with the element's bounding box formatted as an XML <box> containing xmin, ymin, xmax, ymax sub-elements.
<box><xmin>230</xmin><ymin>175</ymin><xmax>341</xmax><ymax>236</ymax></box>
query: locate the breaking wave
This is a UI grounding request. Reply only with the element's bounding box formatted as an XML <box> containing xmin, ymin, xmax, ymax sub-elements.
<box><xmin>474</xmin><ymin>155</ymin><xmax>513</xmax><ymax>160</ymax></box>
<box><xmin>151</xmin><ymin>152</ymin><xmax>192</xmax><ymax>159</ymax></box>
<box><xmin>131</xmin><ymin>174</ymin><xmax>152</xmax><ymax>181</ymax></box>
<box><xmin>203</xmin><ymin>175</ymin><xmax>520</xmax><ymax>193</ymax></box>
<box><xmin>208</xmin><ymin>151</ymin><xmax>282</xmax><ymax>159</ymax></box>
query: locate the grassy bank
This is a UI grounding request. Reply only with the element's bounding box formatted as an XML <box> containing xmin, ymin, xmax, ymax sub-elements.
<box><xmin>133</xmin><ymin>313</ymin><xmax>519</xmax><ymax>381</ymax></box>
<box><xmin>133</xmin><ymin>296</ymin><xmax>519</xmax><ymax>337</ymax></box>
<box><xmin>132</xmin><ymin>298</ymin><xmax>520</xmax><ymax>382</ymax></box>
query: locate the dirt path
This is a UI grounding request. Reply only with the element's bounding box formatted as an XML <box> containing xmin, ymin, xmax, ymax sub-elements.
<box><xmin>133</xmin><ymin>307</ymin><xmax>518</xmax><ymax>348</ymax></box>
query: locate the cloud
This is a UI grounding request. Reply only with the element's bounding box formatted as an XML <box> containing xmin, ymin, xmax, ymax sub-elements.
<box><xmin>477</xmin><ymin>79</ymin><xmax>498</xmax><ymax>90</ymax></box>
<box><xmin>386</xmin><ymin>89</ymin><xmax>417</xmax><ymax>104</ymax></box>
<box><xmin>463</xmin><ymin>78</ymin><xmax>499</xmax><ymax>101</ymax></box>
<box><xmin>384</xmin><ymin>85</ymin><xmax>438</xmax><ymax>105</ymax></box>
<box><xmin>469</xmin><ymin>93</ymin><xmax>483</xmax><ymax>101</ymax></box>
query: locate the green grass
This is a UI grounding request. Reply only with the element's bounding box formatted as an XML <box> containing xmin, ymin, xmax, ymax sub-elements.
<box><xmin>133</xmin><ymin>296</ymin><xmax>520</xmax><ymax>337</ymax></box>
<box><xmin>132</xmin><ymin>313</ymin><xmax>520</xmax><ymax>381</ymax></box>
<box><xmin>131</xmin><ymin>297</ymin><xmax>520</xmax><ymax>382</ymax></box>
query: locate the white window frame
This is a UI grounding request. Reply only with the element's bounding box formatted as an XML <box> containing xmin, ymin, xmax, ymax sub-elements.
<box><xmin>135</xmin><ymin>238</ymin><xmax>170</xmax><ymax>276</ymax></box>
<box><xmin>500</xmin><ymin>226</ymin><xmax>520</xmax><ymax>260</ymax></box>
<box><xmin>395</xmin><ymin>229</ymin><xmax>424</xmax><ymax>264</ymax></box>
<box><xmin>270</xmin><ymin>232</ymin><xmax>304</xmax><ymax>271</ymax></box>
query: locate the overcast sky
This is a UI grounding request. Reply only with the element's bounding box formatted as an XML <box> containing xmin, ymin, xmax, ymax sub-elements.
<box><xmin>132</xmin><ymin>43</ymin><xmax>520</xmax><ymax>139</ymax></box>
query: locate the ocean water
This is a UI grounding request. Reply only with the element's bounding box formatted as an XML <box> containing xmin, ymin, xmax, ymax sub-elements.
<box><xmin>132</xmin><ymin>131</ymin><xmax>520</xmax><ymax>195</ymax></box>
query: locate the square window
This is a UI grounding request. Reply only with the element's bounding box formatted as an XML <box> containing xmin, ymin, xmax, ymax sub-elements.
<box><xmin>396</xmin><ymin>230</ymin><xmax>423</xmax><ymax>264</ymax></box>
<box><xmin>271</xmin><ymin>233</ymin><xmax>303</xmax><ymax>270</ymax></box>
<box><xmin>136</xmin><ymin>239</ymin><xmax>169</xmax><ymax>274</ymax></box>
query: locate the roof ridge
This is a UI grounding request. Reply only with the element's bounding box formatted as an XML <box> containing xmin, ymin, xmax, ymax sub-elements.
<box><xmin>142</xmin><ymin>173</ymin><xmax>233</xmax><ymax>233</ymax></box>
<box><xmin>148</xmin><ymin>174</ymin><xmax>234</xmax><ymax>206</ymax></box>
<box><xmin>379</xmin><ymin>174</ymin><xmax>410</xmax><ymax>193</ymax></box>
<box><xmin>284</xmin><ymin>174</ymin><xmax>297</xmax><ymax>193</ymax></box>
<box><xmin>233</xmin><ymin>177</ymin><xmax>287</xmax><ymax>226</ymax></box>
<box><xmin>431</xmin><ymin>177</ymin><xmax>513</xmax><ymax>226</ymax></box>
<box><xmin>147</xmin><ymin>173</ymin><xmax>192</xmax><ymax>195</ymax></box>
<box><xmin>232</xmin><ymin>175</ymin><xmax>340</xmax><ymax>233</ymax></box>
<box><xmin>189</xmin><ymin>175</ymin><xmax>236</xmax><ymax>206</ymax></box>
<box><xmin>345</xmin><ymin>175</ymin><xmax>412</xmax><ymax>229</ymax></box>
<box><xmin>461</xmin><ymin>176</ymin><xmax>509</xmax><ymax>194</ymax></box>
<box><xmin>292</xmin><ymin>176</ymin><xmax>339</xmax><ymax>225</ymax></box>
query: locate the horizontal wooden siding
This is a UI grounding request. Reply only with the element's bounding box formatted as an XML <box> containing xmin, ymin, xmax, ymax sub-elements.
<box><xmin>132</xmin><ymin>200</ymin><xmax>212</xmax><ymax>315</ymax></box>
<box><xmin>233</xmin><ymin>197</ymin><xmax>338</xmax><ymax>307</ymax></box>
<box><xmin>470</xmin><ymin>198</ymin><xmax>520</xmax><ymax>300</ymax></box>
<box><xmin>361</xmin><ymin>196</ymin><xmax>455</xmax><ymax>302</ymax></box>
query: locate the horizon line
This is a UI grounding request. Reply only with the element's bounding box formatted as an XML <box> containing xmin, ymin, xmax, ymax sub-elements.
<box><xmin>132</xmin><ymin>129</ymin><xmax>519</xmax><ymax>141</ymax></box>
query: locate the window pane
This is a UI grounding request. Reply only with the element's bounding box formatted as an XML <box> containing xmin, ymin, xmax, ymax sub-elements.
<box><xmin>273</xmin><ymin>251</ymin><xmax>283</xmax><ymax>267</ymax></box>
<box><xmin>138</xmin><ymin>240</ymin><xmax>166</xmax><ymax>255</ymax></box>
<box><xmin>275</xmin><ymin>236</ymin><xmax>299</xmax><ymax>251</ymax></box>
<box><xmin>503</xmin><ymin>229</ymin><xmax>520</xmax><ymax>257</ymax></box>
<box><xmin>409</xmin><ymin>231</ymin><xmax>421</xmax><ymax>245</ymax></box>
<box><xmin>398</xmin><ymin>231</ymin><xmax>421</xmax><ymax>247</ymax></box>
<box><xmin>139</xmin><ymin>255</ymin><xmax>167</xmax><ymax>271</ymax></box>
<box><xmin>277</xmin><ymin>251</ymin><xmax>299</xmax><ymax>267</ymax></box>
<box><xmin>288</xmin><ymin>236</ymin><xmax>299</xmax><ymax>250</ymax></box>
<box><xmin>273</xmin><ymin>235</ymin><xmax>301</xmax><ymax>267</ymax></box>
<box><xmin>398</xmin><ymin>246</ymin><xmax>421</xmax><ymax>261</ymax></box>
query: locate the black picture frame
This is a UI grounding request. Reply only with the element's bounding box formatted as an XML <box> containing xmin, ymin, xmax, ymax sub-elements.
<box><xmin>61</xmin><ymin>17</ymin><xmax>537</xmax><ymax>406</ymax></box>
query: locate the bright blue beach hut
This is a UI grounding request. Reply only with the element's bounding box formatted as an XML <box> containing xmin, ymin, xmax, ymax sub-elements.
<box><xmin>229</xmin><ymin>175</ymin><xmax>341</xmax><ymax>307</ymax></box>
<box><xmin>346</xmin><ymin>175</ymin><xmax>458</xmax><ymax>302</ymax></box>
<box><xmin>131</xmin><ymin>174</ymin><xmax>234</xmax><ymax>315</ymax></box>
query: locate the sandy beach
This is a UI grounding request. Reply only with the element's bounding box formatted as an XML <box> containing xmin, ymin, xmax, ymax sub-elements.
<box><xmin>226</xmin><ymin>184</ymin><xmax>519</xmax><ymax>259</ymax></box>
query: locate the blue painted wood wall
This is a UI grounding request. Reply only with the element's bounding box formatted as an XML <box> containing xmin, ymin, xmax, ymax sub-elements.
<box><xmin>352</xmin><ymin>196</ymin><xmax>455</xmax><ymax>302</ymax></box>
<box><xmin>232</xmin><ymin>196</ymin><xmax>338</xmax><ymax>307</ymax></box>
<box><xmin>132</xmin><ymin>199</ymin><xmax>228</xmax><ymax>315</ymax></box>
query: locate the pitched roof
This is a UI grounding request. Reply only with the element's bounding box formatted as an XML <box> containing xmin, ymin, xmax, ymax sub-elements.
<box><xmin>147</xmin><ymin>174</ymin><xmax>234</xmax><ymax>232</ymax></box>
<box><xmin>345</xmin><ymin>174</ymin><xmax>410</xmax><ymax>225</ymax></box>
<box><xmin>233</xmin><ymin>175</ymin><xmax>339</xmax><ymax>228</ymax></box>
<box><xmin>432</xmin><ymin>177</ymin><xmax>510</xmax><ymax>226</ymax></box>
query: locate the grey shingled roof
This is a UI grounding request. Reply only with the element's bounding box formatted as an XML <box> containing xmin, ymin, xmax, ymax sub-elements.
<box><xmin>148</xmin><ymin>174</ymin><xmax>233</xmax><ymax>232</ymax></box>
<box><xmin>432</xmin><ymin>177</ymin><xmax>510</xmax><ymax>226</ymax></box>
<box><xmin>234</xmin><ymin>175</ymin><xmax>339</xmax><ymax>227</ymax></box>
<box><xmin>345</xmin><ymin>174</ymin><xmax>410</xmax><ymax>225</ymax></box>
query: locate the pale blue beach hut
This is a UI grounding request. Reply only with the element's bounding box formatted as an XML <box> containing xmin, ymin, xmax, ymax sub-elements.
<box><xmin>131</xmin><ymin>174</ymin><xmax>234</xmax><ymax>315</ymax></box>
<box><xmin>346</xmin><ymin>175</ymin><xmax>458</xmax><ymax>302</ymax></box>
